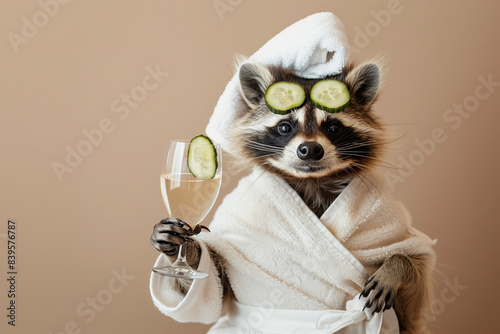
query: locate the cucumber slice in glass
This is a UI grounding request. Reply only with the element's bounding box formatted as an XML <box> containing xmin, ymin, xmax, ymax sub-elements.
<box><xmin>265</xmin><ymin>81</ymin><xmax>306</xmax><ymax>115</ymax></box>
<box><xmin>310</xmin><ymin>79</ymin><xmax>350</xmax><ymax>113</ymax></box>
<box><xmin>187</xmin><ymin>135</ymin><xmax>218</xmax><ymax>179</ymax></box>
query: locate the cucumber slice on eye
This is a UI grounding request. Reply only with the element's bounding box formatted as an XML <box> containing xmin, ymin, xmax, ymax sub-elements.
<box><xmin>187</xmin><ymin>135</ymin><xmax>218</xmax><ymax>179</ymax></box>
<box><xmin>265</xmin><ymin>81</ymin><xmax>306</xmax><ymax>115</ymax></box>
<box><xmin>310</xmin><ymin>79</ymin><xmax>350</xmax><ymax>113</ymax></box>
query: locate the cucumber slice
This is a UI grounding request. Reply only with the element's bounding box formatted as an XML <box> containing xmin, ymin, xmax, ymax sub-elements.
<box><xmin>187</xmin><ymin>135</ymin><xmax>218</xmax><ymax>179</ymax></box>
<box><xmin>265</xmin><ymin>81</ymin><xmax>305</xmax><ymax>115</ymax></box>
<box><xmin>310</xmin><ymin>79</ymin><xmax>350</xmax><ymax>113</ymax></box>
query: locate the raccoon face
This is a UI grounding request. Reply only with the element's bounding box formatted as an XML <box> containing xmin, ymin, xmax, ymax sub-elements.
<box><xmin>230</xmin><ymin>60</ymin><xmax>385</xmax><ymax>180</ymax></box>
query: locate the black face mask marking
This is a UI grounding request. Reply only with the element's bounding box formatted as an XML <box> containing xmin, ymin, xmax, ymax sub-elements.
<box><xmin>245</xmin><ymin>116</ymin><xmax>298</xmax><ymax>160</ymax></box>
<box><xmin>321</xmin><ymin>118</ymin><xmax>373</xmax><ymax>164</ymax></box>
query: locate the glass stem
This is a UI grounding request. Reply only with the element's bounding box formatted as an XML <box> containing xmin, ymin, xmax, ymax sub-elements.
<box><xmin>177</xmin><ymin>242</ymin><xmax>188</xmax><ymax>262</ymax></box>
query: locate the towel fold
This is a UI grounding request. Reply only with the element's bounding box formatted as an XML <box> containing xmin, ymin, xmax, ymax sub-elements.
<box><xmin>206</xmin><ymin>12</ymin><xmax>350</xmax><ymax>155</ymax></box>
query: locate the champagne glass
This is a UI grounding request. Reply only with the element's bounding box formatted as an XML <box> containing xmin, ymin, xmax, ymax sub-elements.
<box><xmin>152</xmin><ymin>139</ymin><xmax>222</xmax><ymax>279</ymax></box>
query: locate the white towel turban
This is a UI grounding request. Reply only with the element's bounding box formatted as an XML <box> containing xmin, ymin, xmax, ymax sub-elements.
<box><xmin>205</xmin><ymin>12</ymin><xmax>350</xmax><ymax>155</ymax></box>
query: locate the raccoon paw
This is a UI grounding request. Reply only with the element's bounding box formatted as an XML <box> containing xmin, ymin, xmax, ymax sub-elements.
<box><xmin>360</xmin><ymin>272</ymin><xmax>397</xmax><ymax>315</ymax></box>
<box><xmin>150</xmin><ymin>218</ymin><xmax>200</xmax><ymax>258</ymax></box>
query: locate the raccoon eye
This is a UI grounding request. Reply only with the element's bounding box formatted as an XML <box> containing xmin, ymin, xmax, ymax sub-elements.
<box><xmin>327</xmin><ymin>124</ymin><xmax>341</xmax><ymax>134</ymax></box>
<box><xmin>277</xmin><ymin>122</ymin><xmax>293</xmax><ymax>135</ymax></box>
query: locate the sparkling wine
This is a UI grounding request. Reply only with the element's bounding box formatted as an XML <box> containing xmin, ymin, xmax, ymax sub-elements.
<box><xmin>160</xmin><ymin>173</ymin><xmax>221</xmax><ymax>224</ymax></box>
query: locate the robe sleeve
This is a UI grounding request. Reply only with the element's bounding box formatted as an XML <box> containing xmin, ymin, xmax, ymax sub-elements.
<box><xmin>149</xmin><ymin>240</ymin><xmax>224</xmax><ymax>324</ymax></box>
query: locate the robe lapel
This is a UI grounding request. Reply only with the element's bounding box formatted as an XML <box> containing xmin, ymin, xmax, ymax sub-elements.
<box><xmin>255</xmin><ymin>169</ymin><xmax>369</xmax><ymax>287</ymax></box>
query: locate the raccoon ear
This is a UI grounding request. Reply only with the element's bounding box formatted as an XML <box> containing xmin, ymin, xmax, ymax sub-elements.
<box><xmin>345</xmin><ymin>63</ymin><xmax>381</xmax><ymax>107</ymax></box>
<box><xmin>238</xmin><ymin>62</ymin><xmax>273</xmax><ymax>107</ymax></box>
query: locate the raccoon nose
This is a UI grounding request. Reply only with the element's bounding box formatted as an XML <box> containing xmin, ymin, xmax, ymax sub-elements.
<box><xmin>297</xmin><ymin>142</ymin><xmax>324</xmax><ymax>161</ymax></box>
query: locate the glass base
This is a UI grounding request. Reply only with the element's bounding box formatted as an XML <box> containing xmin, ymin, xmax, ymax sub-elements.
<box><xmin>152</xmin><ymin>266</ymin><xmax>209</xmax><ymax>279</ymax></box>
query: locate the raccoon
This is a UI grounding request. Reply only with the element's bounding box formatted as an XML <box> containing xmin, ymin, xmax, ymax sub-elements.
<box><xmin>230</xmin><ymin>60</ymin><xmax>386</xmax><ymax>217</ymax></box>
<box><xmin>151</xmin><ymin>60</ymin><xmax>433</xmax><ymax>333</ymax></box>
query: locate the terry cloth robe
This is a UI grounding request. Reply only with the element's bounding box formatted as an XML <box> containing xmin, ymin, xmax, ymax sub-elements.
<box><xmin>150</xmin><ymin>168</ymin><xmax>437</xmax><ymax>333</ymax></box>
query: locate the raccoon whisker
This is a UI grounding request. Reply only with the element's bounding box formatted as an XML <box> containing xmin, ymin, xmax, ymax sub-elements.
<box><xmin>335</xmin><ymin>141</ymin><xmax>380</xmax><ymax>150</ymax></box>
<box><xmin>338</xmin><ymin>136</ymin><xmax>402</xmax><ymax>147</ymax></box>
<box><xmin>247</xmin><ymin>147</ymin><xmax>282</xmax><ymax>155</ymax></box>
<box><xmin>237</xmin><ymin>137</ymin><xmax>283</xmax><ymax>150</ymax></box>
<box><xmin>211</xmin><ymin>132</ymin><xmax>283</xmax><ymax>153</ymax></box>
<box><xmin>241</xmin><ymin>144</ymin><xmax>282</xmax><ymax>155</ymax></box>
<box><xmin>335</xmin><ymin>146</ymin><xmax>371</xmax><ymax>153</ymax></box>
<box><xmin>238</xmin><ymin>165</ymin><xmax>272</xmax><ymax>201</ymax></box>
<box><xmin>243</xmin><ymin>142</ymin><xmax>282</xmax><ymax>151</ymax></box>
<box><xmin>246</xmin><ymin>143</ymin><xmax>280</xmax><ymax>152</ymax></box>
<box><xmin>261</xmin><ymin>163</ymin><xmax>289</xmax><ymax>182</ymax></box>
<box><xmin>290</xmin><ymin>177</ymin><xmax>306</xmax><ymax>193</ymax></box>
<box><xmin>334</xmin><ymin>143</ymin><xmax>374</xmax><ymax>152</ymax></box>
<box><xmin>339</xmin><ymin>130</ymin><xmax>361</xmax><ymax>142</ymax></box>
<box><xmin>246</xmin><ymin>153</ymin><xmax>280</xmax><ymax>161</ymax></box>
<box><xmin>335</xmin><ymin>150</ymin><xmax>399</xmax><ymax>165</ymax></box>
<box><xmin>378</xmin><ymin>130</ymin><xmax>412</xmax><ymax>145</ymax></box>
<box><xmin>348</xmin><ymin>162</ymin><xmax>386</xmax><ymax>182</ymax></box>
<box><xmin>346</xmin><ymin>165</ymin><xmax>380</xmax><ymax>198</ymax></box>
<box><xmin>245</xmin><ymin>145</ymin><xmax>284</xmax><ymax>155</ymax></box>
<box><xmin>335</xmin><ymin>141</ymin><xmax>371</xmax><ymax>148</ymax></box>
<box><xmin>349</xmin><ymin>161</ymin><xmax>372</xmax><ymax>170</ymax></box>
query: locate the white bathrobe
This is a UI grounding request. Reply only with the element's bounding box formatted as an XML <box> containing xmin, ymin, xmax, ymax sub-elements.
<box><xmin>150</xmin><ymin>168</ymin><xmax>436</xmax><ymax>333</ymax></box>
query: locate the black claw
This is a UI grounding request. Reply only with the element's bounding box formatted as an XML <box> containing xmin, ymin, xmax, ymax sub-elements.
<box><xmin>363</xmin><ymin>299</ymin><xmax>373</xmax><ymax>311</ymax></box>
<box><xmin>373</xmin><ymin>303</ymin><xmax>383</xmax><ymax>314</ymax></box>
<box><xmin>193</xmin><ymin>225</ymin><xmax>200</xmax><ymax>234</ymax></box>
<box><xmin>383</xmin><ymin>292</ymin><xmax>393</xmax><ymax>310</ymax></box>
<box><xmin>362</xmin><ymin>281</ymin><xmax>377</xmax><ymax>297</ymax></box>
<box><xmin>365</xmin><ymin>275</ymin><xmax>375</xmax><ymax>285</ymax></box>
<box><xmin>192</xmin><ymin>224</ymin><xmax>211</xmax><ymax>235</ymax></box>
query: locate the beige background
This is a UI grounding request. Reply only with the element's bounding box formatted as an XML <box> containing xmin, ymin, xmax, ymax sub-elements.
<box><xmin>1</xmin><ymin>0</ymin><xmax>499</xmax><ymax>333</ymax></box>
